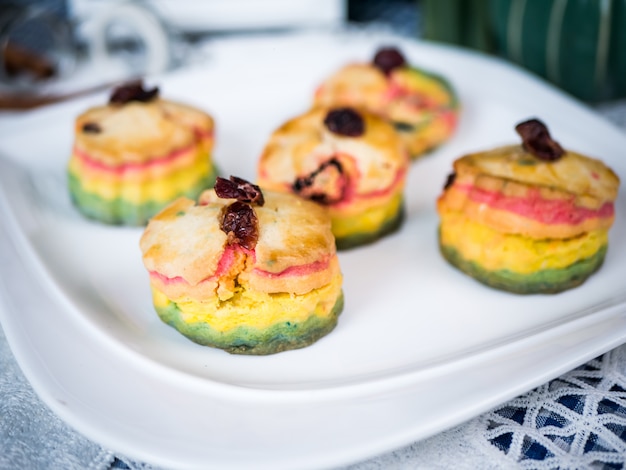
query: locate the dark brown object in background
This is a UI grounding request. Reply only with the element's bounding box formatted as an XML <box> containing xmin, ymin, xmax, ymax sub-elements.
<box><xmin>0</xmin><ymin>41</ymin><xmax>60</xmax><ymax>110</ymax></box>
<box><xmin>3</xmin><ymin>42</ymin><xmax>55</xmax><ymax>79</ymax></box>
<box><xmin>0</xmin><ymin>77</ymin><xmax>141</xmax><ymax>111</ymax></box>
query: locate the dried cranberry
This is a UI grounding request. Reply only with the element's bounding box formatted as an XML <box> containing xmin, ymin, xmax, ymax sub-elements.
<box><xmin>220</xmin><ymin>201</ymin><xmax>259</xmax><ymax>250</ymax></box>
<box><xmin>292</xmin><ymin>158</ymin><xmax>345</xmax><ymax>205</ymax></box>
<box><xmin>215</xmin><ymin>176</ymin><xmax>265</xmax><ymax>206</ymax></box>
<box><xmin>373</xmin><ymin>47</ymin><xmax>406</xmax><ymax>75</ymax></box>
<box><xmin>109</xmin><ymin>80</ymin><xmax>159</xmax><ymax>105</ymax></box>
<box><xmin>515</xmin><ymin>118</ymin><xmax>564</xmax><ymax>161</ymax></box>
<box><xmin>443</xmin><ymin>172</ymin><xmax>456</xmax><ymax>190</ymax></box>
<box><xmin>324</xmin><ymin>108</ymin><xmax>364</xmax><ymax>137</ymax></box>
<box><xmin>82</xmin><ymin>122</ymin><xmax>102</xmax><ymax>134</ymax></box>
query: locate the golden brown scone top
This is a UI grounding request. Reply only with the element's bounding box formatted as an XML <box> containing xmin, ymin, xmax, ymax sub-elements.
<box><xmin>258</xmin><ymin>107</ymin><xmax>407</xmax><ymax>194</ymax></box>
<box><xmin>140</xmin><ymin>189</ymin><xmax>336</xmax><ymax>287</ymax></box>
<box><xmin>159</xmin><ymin>100</ymin><xmax>214</xmax><ymax>135</ymax></box>
<box><xmin>314</xmin><ymin>64</ymin><xmax>389</xmax><ymax>111</ymax></box>
<box><xmin>314</xmin><ymin>62</ymin><xmax>457</xmax><ymax>117</ymax></box>
<box><xmin>73</xmin><ymin>99</ymin><xmax>214</xmax><ymax>166</ymax></box>
<box><xmin>454</xmin><ymin>144</ymin><xmax>620</xmax><ymax>203</ymax></box>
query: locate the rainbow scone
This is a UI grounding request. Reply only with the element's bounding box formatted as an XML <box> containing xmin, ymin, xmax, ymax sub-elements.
<box><xmin>68</xmin><ymin>81</ymin><xmax>218</xmax><ymax>225</ymax></box>
<box><xmin>139</xmin><ymin>176</ymin><xmax>344</xmax><ymax>355</ymax></box>
<box><xmin>437</xmin><ymin>119</ymin><xmax>620</xmax><ymax>294</ymax></box>
<box><xmin>258</xmin><ymin>107</ymin><xmax>408</xmax><ymax>250</ymax></box>
<box><xmin>314</xmin><ymin>46</ymin><xmax>459</xmax><ymax>159</ymax></box>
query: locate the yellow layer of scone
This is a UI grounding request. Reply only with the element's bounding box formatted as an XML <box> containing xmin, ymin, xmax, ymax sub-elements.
<box><xmin>152</xmin><ymin>272</ymin><xmax>343</xmax><ymax>332</ymax></box>
<box><xmin>440</xmin><ymin>210</ymin><xmax>608</xmax><ymax>273</ymax></box>
<box><xmin>68</xmin><ymin>151</ymin><xmax>211</xmax><ymax>204</ymax></box>
<box><xmin>331</xmin><ymin>190</ymin><xmax>403</xmax><ymax>238</ymax></box>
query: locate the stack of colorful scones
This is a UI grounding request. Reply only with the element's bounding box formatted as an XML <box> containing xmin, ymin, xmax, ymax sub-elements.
<box><xmin>258</xmin><ymin>106</ymin><xmax>409</xmax><ymax>249</ymax></box>
<box><xmin>437</xmin><ymin>119</ymin><xmax>620</xmax><ymax>294</ymax></box>
<box><xmin>139</xmin><ymin>176</ymin><xmax>344</xmax><ymax>354</ymax></box>
<box><xmin>68</xmin><ymin>81</ymin><xmax>217</xmax><ymax>225</ymax></box>
<box><xmin>314</xmin><ymin>46</ymin><xmax>459</xmax><ymax>159</ymax></box>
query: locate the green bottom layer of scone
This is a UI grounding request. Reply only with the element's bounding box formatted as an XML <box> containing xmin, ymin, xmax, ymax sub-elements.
<box><xmin>439</xmin><ymin>242</ymin><xmax>608</xmax><ymax>294</ymax></box>
<box><xmin>68</xmin><ymin>167</ymin><xmax>217</xmax><ymax>226</ymax></box>
<box><xmin>335</xmin><ymin>203</ymin><xmax>405</xmax><ymax>250</ymax></box>
<box><xmin>156</xmin><ymin>292</ymin><xmax>344</xmax><ymax>355</ymax></box>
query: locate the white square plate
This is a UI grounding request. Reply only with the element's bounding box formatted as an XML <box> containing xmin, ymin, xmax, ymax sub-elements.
<box><xmin>0</xmin><ymin>31</ymin><xmax>625</xmax><ymax>469</ymax></box>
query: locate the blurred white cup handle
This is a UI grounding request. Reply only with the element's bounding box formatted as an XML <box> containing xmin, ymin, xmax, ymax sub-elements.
<box><xmin>89</xmin><ymin>1</ymin><xmax>171</xmax><ymax>76</ymax></box>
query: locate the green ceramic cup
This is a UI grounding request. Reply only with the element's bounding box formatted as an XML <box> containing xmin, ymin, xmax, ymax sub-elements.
<box><xmin>422</xmin><ymin>0</ymin><xmax>626</xmax><ymax>102</ymax></box>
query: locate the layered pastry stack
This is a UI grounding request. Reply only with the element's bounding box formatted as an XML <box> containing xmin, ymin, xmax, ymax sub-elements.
<box><xmin>314</xmin><ymin>47</ymin><xmax>459</xmax><ymax>159</ymax></box>
<box><xmin>139</xmin><ymin>177</ymin><xmax>344</xmax><ymax>354</ymax></box>
<box><xmin>437</xmin><ymin>119</ymin><xmax>620</xmax><ymax>294</ymax></box>
<box><xmin>258</xmin><ymin>106</ymin><xmax>409</xmax><ymax>249</ymax></box>
<box><xmin>68</xmin><ymin>82</ymin><xmax>217</xmax><ymax>226</ymax></box>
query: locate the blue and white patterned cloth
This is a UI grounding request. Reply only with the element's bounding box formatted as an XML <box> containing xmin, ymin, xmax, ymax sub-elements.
<box><xmin>483</xmin><ymin>351</ymin><xmax>626</xmax><ymax>469</ymax></box>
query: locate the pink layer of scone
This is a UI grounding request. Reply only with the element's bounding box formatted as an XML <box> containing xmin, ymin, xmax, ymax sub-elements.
<box><xmin>73</xmin><ymin>129</ymin><xmax>213</xmax><ymax>175</ymax></box>
<box><xmin>455</xmin><ymin>183</ymin><xmax>614</xmax><ymax>226</ymax></box>
<box><xmin>150</xmin><ymin>245</ymin><xmax>331</xmax><ymax>286</ymax></box>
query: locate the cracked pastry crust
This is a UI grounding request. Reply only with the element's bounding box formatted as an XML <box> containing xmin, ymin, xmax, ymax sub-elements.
<box><xmin>139</xmin><ymin>189</ymin><xmax>344</xmax><ymax>355</ymax></box>
<box><xmin>257</xmin><ymin>107</ymin><xmax>408</xmax><ymax>249</ymax></box>
<box><xmin>313</xmin><ymin>61</ymin><xmax>459</xmax><ymax>159</ymax></box>
<box><xmin>68</xmin><ymin>99</ymin><xmax>217</xmax><ymax>225</ymax></box>
<box><xmin>437</xmin><ymin>143</ymin><xmax>620</xmax><ymax>294</ymax></box>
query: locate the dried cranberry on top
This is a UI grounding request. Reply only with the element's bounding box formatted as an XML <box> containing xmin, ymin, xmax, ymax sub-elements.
<box><xmin>109</xmin><ymin>80</ymin><xmax>159</xmax><ymax>105</ymax></box>
<box><xmin>215</xmin><ymin>176</ymin><xmax>264</xmax><ymax>250</ymax></box>
<box><xmin>215</xmin><ymin>176</ymin><xmax>265</xmax><ymax>206</ymax></box>
<box><xmin>373</xmin><ymin>47</ymin><xmax>406</xmax><ymax>75</ymax></box>
<box><xmin>324</xmin><ymin>107</ymin><xmax>365</xmax><ymax>137</ymax></box>
<box><xmin>515</xmin><ymin>118</ymin><xmax>564</xmax><ymax>161</ymax></box>
<box><xmin>219</xmin><ymin>201</ymin><xmax>259</xmax><ymax>250</ymax></box>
